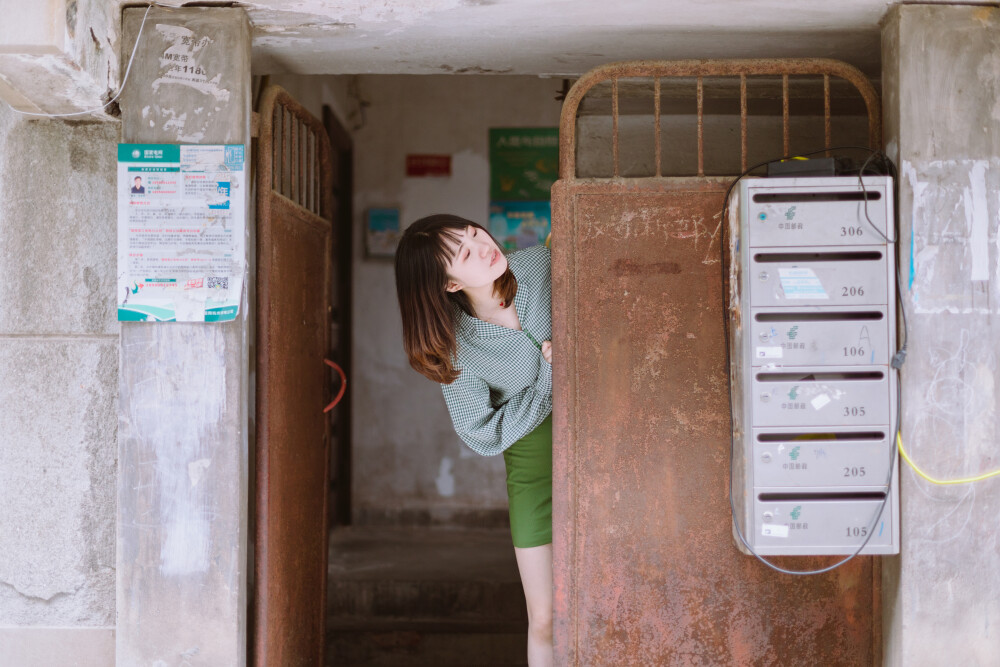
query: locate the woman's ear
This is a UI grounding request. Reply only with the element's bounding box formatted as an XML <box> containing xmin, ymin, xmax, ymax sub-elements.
<box><xmin>445</xmin><ymin>280</ymin><xmax>462</xmax><ymax>293</ymax></box>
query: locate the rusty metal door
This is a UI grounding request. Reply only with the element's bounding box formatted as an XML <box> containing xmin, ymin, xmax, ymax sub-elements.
<box><xmin>255</xmin><ymin>85</ymin><xmax>335</xmax><ymax>667</ymax></box>
<box><xmin>552</xmin><ymin>60</ymin><xmax>883</xmax><ymax>665</ymax></box>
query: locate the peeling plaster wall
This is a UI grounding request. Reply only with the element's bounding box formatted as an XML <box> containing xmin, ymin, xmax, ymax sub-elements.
<box><xmin>882</xmin><ymin>5</ymin><xmax>1000</xmax><ymax>666</ymax></box>
<box><xmin>0</xmin><ymin>101</ymin><xmax>118</xmax><ymax>656</ymax></box>
<box><xmin>0</xmin><ymin>0</ymin><xmax>123</xmax><ymax>116</ymax></box>
<box><xmin>246</xmin><ymin>0</ymin><xmax>897</xmax><ymax>76</ymax></box>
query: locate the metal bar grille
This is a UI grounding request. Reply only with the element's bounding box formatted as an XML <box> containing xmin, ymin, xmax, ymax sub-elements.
<box><xmin>782</xmin><ymin>73</ymin><xmax>790</xmax><ymax>156</ymax></box>
<box><xmin>263</xmin><ymin>91</ymin><xmax>329</xmax><ymax>218</ymax></box>
<box><xmin>824</xmin><ymin>74</ymin><xmax>832</xmax><ymax>157</ymax></box>
<box><xmin>654</xmin><ymin>77</ymin><xmax>662</xmax><ymax>178</ymax></box>
<box><xmin>612</xmin><ymin>78</ymin><xmax>620</xmax><ymax>178</ymax></box>
<box><xmin>559</xmin><ymin>59</ymin><xmax>881</xmax><ymax>180</ymax></box>
<box><xmin>740</xmin><ymin>74</ymin><xmax>747</xmax><ymax>173</ymax></box>
<box><xmin>696</xmin><ymin>76</ymin><xmax>705</xmax><ymax>177</ymax></box>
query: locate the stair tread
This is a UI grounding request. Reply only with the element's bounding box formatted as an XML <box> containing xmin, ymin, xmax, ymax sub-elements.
<box><xmin>325</xmin><ymin>527</ymin><xmax>529</xmax><ymax>667</ymax></box>
<box><xmin>327</xmin><ymin>617</ymin><xmax>528</xmax><ymax>633</ymax></box>
<box><xmin>328</xmin><ymin>526</ymin><xmax>521</xmax><ymax>583</ymax></box>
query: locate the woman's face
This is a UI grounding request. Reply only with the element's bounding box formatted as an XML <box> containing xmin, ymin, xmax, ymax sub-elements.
<box><xmin>444</xmin><ymin>225</ymin><xmax>507</xmax><ymax>293</ymax></box>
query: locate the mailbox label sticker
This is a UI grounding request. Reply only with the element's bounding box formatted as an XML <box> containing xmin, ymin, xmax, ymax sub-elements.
<box><xmin>762</xmin><ymin>524</ymin><xmax>789</xmax><ymax>538</ymax></box>
<box><xmin>778</xmin><ymin>267</ymin><xmax>828</xmax><ymax>299</ymax></box>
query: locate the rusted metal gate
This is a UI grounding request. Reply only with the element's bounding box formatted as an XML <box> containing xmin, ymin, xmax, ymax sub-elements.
<box><xmin>551</xmin><ymin>60</ymin><xmax>882</xmax><ymax>665</ymax></box>
<box><xmin>255</xmin><ymin>85</ymin><xmax>335</xmax><ymax>666</ymax></box>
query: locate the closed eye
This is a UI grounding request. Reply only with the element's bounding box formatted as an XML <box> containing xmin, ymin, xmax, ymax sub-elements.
<box><xmin>462</xmin><ymin>226</ymin><xmax>477</xmax><ymax>260</ymax></box>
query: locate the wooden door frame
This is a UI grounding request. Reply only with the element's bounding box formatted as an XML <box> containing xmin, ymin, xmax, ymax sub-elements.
<box><xmin>323</xmin><ymin>104</ymin><xmax>354</xmax><ymax>527</ymax></box>
<box><xmin>253</xmin><ymin>84</ymin><xmax>335</xmax><ymax>667</ymax></box>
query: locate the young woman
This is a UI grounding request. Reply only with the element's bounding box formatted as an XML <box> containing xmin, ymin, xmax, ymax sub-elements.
<box><xmin>395</xmin><ymin>214</ymin><xmax>553</xmax><ymax>666</ymax></box>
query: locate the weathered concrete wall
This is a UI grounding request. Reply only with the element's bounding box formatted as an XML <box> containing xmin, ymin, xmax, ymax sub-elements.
<box><xmin>246</xmin><ymin>0</ymin><xmax>886</xmax><ymax>77</ymax></box>
<box><xmin>0</xmin><ymin>0</ymin><xmax>122</xmax><ymax>116</ymax></box>
<box><xmin>882</xmin><ymin>5</ymin><xmax>1000</xmax><ymax>666</ymax></box>
<box><xmin>0</xmin><ymin>102</ymin><xmax>118</xmax><ymax>660</ymax></box>
<box><xmin>116</xmin><ymin>7</ymin><xmax>251</xmax><ymax>666</ymax></box>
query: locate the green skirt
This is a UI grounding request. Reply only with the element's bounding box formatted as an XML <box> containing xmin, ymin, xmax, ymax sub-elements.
<box><xmin>503</xmin><ymin>414</ymin><xmax>553</xmax><ymax>548</ymax></box>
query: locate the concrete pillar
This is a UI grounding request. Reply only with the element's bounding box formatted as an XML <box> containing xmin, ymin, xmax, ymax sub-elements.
<box><xmin>117</xmin><ymin>8</ymin><xmax>251</xmax><ymax>666</ymax></box>
<box><xmin>882</xmin><ymin>6</ymin><xmax>1000</xmax><ymax>666</ymax></box>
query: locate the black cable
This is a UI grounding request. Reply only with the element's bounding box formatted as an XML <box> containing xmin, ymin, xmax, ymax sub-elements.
<box><xmin>856</xmin><ymin>153</ymin><xmax>909</xmax><ymax>366</ymax></box>
<box><xmin>721</xmin><ymin>146</ymin><xmax>907</xmax><ymax>575</ymax></box>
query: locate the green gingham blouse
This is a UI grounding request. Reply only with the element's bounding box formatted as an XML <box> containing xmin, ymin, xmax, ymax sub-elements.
<box><xmin>441</xmin><ymin>244</ymin><xmax>553</xmax><ymax>456</ymax></box>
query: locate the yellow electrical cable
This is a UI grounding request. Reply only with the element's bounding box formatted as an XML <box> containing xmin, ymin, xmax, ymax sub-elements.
<box><xmin>897</xmin><ymin>431</ymin><xmax>1000</xmax><ymax>485</ymax></box>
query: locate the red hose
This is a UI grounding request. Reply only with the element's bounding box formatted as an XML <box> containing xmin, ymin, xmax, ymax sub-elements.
<box><xmin>322</xmin><ymin>359</ymin><xmax>347</xmax><ymax>413</ymax></box>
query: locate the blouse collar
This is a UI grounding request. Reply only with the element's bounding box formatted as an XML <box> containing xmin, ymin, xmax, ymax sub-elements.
<box><xmin>456</xmin><ymin>252</ymin><xmax>531</xmax><ymax>339</ymax></box>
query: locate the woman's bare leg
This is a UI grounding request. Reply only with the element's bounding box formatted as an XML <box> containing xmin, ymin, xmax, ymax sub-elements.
<box><xmin>514</xmin><ymin>543</ymin><xmax>553</xmax><ymax>667</ymax></box>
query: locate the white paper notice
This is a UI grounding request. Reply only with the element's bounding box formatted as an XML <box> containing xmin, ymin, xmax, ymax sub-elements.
<box><xmin>762</xmin><ymin>524</ymin><xmax>789</xmax><ymax>538</ymax></box>
<box><xmin>777</xmin><ymin>267</ymin><xmax>828</xmax><ymax>300</ymax></box>
<box><xmin>117</xmin><ymin>144</ymin><xmax>246</xmax><ymax>322</ymax></box>
<box><xmin>811</xmin><ymin>394</ymin><xmax>832</xmax><ymax>410</ymax></box>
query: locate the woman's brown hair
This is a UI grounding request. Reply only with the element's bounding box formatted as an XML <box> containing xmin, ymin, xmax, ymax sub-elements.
<box><xmin>395</xmin><ymin>214</ymin><xmax>516</xmax><ymax>384</ymax></box>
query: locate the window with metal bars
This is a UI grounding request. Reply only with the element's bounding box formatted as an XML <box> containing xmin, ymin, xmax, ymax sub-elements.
<box><xmin>559</xmin><ymin>60</ymin><xmax>881</xmax><ymax>180</ymax></box>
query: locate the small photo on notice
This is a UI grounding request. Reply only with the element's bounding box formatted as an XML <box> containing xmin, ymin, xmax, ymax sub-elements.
<box><xmin>130</xmin><ymin>175</ymin><xmax>146</xmax><ymax>195</ymax></box>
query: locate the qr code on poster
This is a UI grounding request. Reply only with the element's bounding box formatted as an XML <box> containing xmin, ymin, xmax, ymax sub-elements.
<box><xmin>207</xmin><ymin>277</ymin><xmax>229</xmax><ymax>289</ymax></box>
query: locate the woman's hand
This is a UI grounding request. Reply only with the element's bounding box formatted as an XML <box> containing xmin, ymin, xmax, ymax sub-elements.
<box><xmin>541</xmin><ymin>340</ymin><xmax>552</xmax><ymax>364</ymax></box>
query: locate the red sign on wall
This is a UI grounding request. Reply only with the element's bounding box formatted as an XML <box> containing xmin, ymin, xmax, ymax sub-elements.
<box><xmin>406</xmin><ymin>154</ymin><xmax>451</xmax><ymax>177</ymax></box>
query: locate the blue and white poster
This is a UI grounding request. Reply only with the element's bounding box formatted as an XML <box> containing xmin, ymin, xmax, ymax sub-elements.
<box><xmin>117</xmin><ymin>143</ymin><xmax>247</xmax><ymax>322</ymax></box>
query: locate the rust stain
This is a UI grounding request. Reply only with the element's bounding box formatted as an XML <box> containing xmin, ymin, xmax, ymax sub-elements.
<box><xmin>552</xmin><ymin>179</ymin><xmax>876</xmax><ymax>666</ymax></box>
<box><xmin>612</xmin><ymin>258</ymin><xmax>682</xmax><ymax>276</ymax></box>
<box><xmin>972</xmin><ymin>7</ymin><xmax>995</xmax><ymax>25</ymax></box>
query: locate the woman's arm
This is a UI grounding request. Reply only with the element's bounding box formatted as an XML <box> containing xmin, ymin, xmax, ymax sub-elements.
<box><xmin>441</xmin><ymin>358</ymin><xmax>552</xmax><ymax>456</ymax></box>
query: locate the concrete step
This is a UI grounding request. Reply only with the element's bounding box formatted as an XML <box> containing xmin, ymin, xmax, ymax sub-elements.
<box><xmin>325</xmin><ymin>526</ymin><xmax>529</xmax><ymax>666</ymax></box>
<box><xmin>326</xmin><ymin>619</ymin><xmax>528</xmax><ymax>666</ymax></box>
<box><xmin>327</xmin><ymin>578</ymin><xmax>527</xmax><ymax>621</ymax></box>
<box><xmin>326</xmin><ymin>526</ymin><xmax>527</xmax><ymax>622</ymax></box>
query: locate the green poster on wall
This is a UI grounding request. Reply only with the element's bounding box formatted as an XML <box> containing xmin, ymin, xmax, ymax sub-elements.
<box><xmin>489</xmin><ymin>128</ymin><xmax>559</xmax><ymax>201</ymax></box>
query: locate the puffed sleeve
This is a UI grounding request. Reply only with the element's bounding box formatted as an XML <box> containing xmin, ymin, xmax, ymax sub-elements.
<box><xmin>441</xmin><ymin>359</ymin><xmax>552</xmax><ymax>456</ymax></box>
